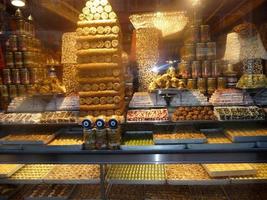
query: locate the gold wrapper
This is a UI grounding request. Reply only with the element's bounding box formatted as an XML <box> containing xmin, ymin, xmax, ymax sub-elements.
<box><xmin>62</xmin><ymin>32</ymin><xmax>77</xmax><ymax>64</ymax></box>
<box><xmin>136</xmin><ymin>28</ymin><xmax>160</xmax><ymax>91</ymax></box>
<box><xmin>63</xmin><ymin>64</ymin><xmax>79</xmax><ymax>94</ymax></box>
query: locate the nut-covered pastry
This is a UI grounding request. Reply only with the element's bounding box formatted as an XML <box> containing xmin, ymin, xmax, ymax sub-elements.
<box><xmin>154</xmin><ymin>131</ymin><xmax>206</xmax><ymax>140</ymax></box>
<box><xmin>107</xmin><ymin>164</ymin><xmax>165</xmax><ymax>181</ymax></box>
<box><xmin>49</xmin><ymin>135</ymin><xmax>83</xmax><ymax>146</ymax></box>
<box><xmin>11</xmin><ymin>165</ymin><xmax>54</xmax><ymax>180</ymax></box>
<box><xmin>148</xmin><ymin>67</ymin><xmax>186</xmax><ymax>91</ymax></box>
<box><xmin>172</xmin><ymin>106</ymin><xmax>216</xmax><ymax>121</ymax></box>
<box><xmin>76</xmin><ymin>1</ymin><xmax>125</xmax><ymax>118</ymax></box>
<box><xmin>45</xmin><ymin>165</ymin><xmax>99</xmax><ymax>180</ymax></box>
<box><xmin>0</xmin><ymin>164</ymin><xmax>24</xmax><ymax>178</ymax></box>
<box><xmin>127</xmin><ymin>109</ymin><xmax>169</xmax><ymax>122</ymax></box>
<box><xmin>214</xmin><ymin>106</ymin><xmax>265</xmax><ymax>121</ymax></box>
<box><xmin>166</xmin><ymin>164</ymin><xmax>210</xmax><ymax>180</ymax></box>
<box><xmin>40</xmin><ymin>111</ymin><xmax>78</xmax><ymax>123</ymax></box>
<box><xmin>0</xmin><ymin>133</ymin><xmax>55</xmax><ymax>145</ymax></box>
<box><xmin>28</xmin><ymin>77</ymin><xmax>66</xmax><ymax>95</ymax></box>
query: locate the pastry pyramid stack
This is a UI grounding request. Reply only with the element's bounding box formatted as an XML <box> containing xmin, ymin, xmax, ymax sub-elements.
<box><xmin>76</xmin><ymin>0</ymin><xmax>125</xmax><ymax>117</ymax></box>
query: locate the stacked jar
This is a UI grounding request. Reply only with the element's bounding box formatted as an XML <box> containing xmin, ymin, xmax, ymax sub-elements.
<box><xmin>180</xmin><ymin>24</ymin><xmax>227</xmax><ymax>95</ymax></box>
<box><xmin>0</xmin><ymin>11</ymin><xmax>46</xmax><ymax>104</ymax></box>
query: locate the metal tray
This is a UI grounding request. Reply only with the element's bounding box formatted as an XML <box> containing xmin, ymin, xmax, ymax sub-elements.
<box><xmin>167</xmin><ymin>179</ymin><xmax>229</xmax><ymax>185</ymax></box>
<box><xmin>0</xmin><ymin>145</ymin><xmax>23</xmax><ymax>150</ymax></box>
<box><xmin>187</xmin><ymin>143</ymin><xmax>255</xmax><ymax>150</ymax></box>
<box><xmin>230</xmin><ymin>178</ymin><xmax>267</xmax><ymax>184</ymax></box>
<box><xmin>126</xmin><ymin>120</ymin><xmax>169</xmax><ymax>124</ymax></box>
<box><xmin>0</xmin><ymin>134</ymin><xmax>56</xmax><ymax>145</ymax></box>
<box><xmin>0</xmin><ymin>164</ymin><xmax>24</xmax><ymax>178</ymax></box>
<box><xmin>154</xmin><ymin>138</ymin><xmax>207</xmax><ymax>145</ymax></box>
<box><xmin>226</xmin><ymin>134</ymin><xmax>267</xmax><ymax>143</ymax></box>
<box><xmin>43</xmin><ymin>179</ymin><xmax>100</xmax><ymax>184</ymax></box>
<box><xmin>107</xmin><ymin>179</ymin><xmax>166</xmax><ymax>185</ymax></box>
<box><xmin>125</xmin><ymin>131</ymin><xmax>153</xmax><ymax>135</ymax></box>
<box><xmin>120</xmin><ymin>145</ymin><xmax>185</xmax><ymax>151</ymax></box>
<box><xmin>257</xmin><ymin>142</ymin><xmax>267</xmax><ymax>148</ymax></box>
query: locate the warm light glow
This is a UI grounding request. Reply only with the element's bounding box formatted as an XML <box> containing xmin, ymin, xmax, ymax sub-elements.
<box><xmin>223</xmin><ymin>32</ymin><xmax>241</xmax><ymax>64</ymax></box>
<box><xmin>130</xmin><ymin>11</ymin><xmax>188</xmax><ymax>37</ymax></box>
<box><xmin>192</xmin><ymin>0</ymin><xmax>200</xmax><ymax>6</ymax></box>
<box><xmin>11</xmin><ymin>0</ymin><xmax>25</xmax><ymax>7</ymax></box>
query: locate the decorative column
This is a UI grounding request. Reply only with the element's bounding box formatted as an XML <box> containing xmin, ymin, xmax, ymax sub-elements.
<box><xmin>136</xmin><ymin>28</ymin><xmax>160</xmax><ymax>91</ymax></box>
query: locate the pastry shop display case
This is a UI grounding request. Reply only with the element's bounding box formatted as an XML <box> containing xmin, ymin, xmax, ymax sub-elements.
<box><xmin>1</xmin><ymin>0</ymin><xmax>267</xmax><ymax>199</ymax></box>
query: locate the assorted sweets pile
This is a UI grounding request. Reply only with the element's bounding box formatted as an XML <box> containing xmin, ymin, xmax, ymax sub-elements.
<box><xmin>166</xmin><ymin>164</ymin><xmax>210</xmax><ymax>180</ymax></box>
<box><xmin>48</xmin><ymin>135</ymin><xmax>83</xmax><ymax>146</ymax></box>
<box><xmin>107</xmin><ymin>164</ymin><xmax>166</xmax><ymax>181</ymax></box>
<box><xmin>225</xmin><ymin>127</ymin><xmax>267</xmax><ymax>141</ymax></box>
<box><xmin>153</xmin><ymin>131</ymin><xmax>206</xmax><ymax>141</ymax></box>
<box><xmin>0</xmin><ymin>113</ymin><xmax>41</xmax><ymax>124</ymax></box>
<box><xmin>237</xmin><ymin>74</ymin><xmax>267</xmax><ymax>89</ymax></box>
<box><xmin>123</xmin><ymin>136</ymin><xmax>154</xmax><ymax>146</ymax></box>
<box><xmin>148</xmin><ymin>67</ymin><xmax>188</xmax><ymax>91</ymax></box>
<box><xmin>76</xmin><ymin>0</ymin><xmax>125</xmax><ymax>118</ymax></box>
<box><xmin>126</xmin><ymin>109</ymin><xmax>169</xmax><ymax>122</ymax></box>
<box><xmin>40</xmin><ymin>111</ymin><xmax>78</xmax><ymax>123</ymax></box>
<box><xmin>172</xmin><ymin>106</ymin><xmax>216</xmax><ymax>121</ymax></box>
<box><xmin>45</xmin><ymin>164</ymin><xmax>99</xmax><ymax>181</ymax></box>
<box><xmin>0</xmin><ymin>111</ymin><xmax>78</xmax><ymax>124</ymax></box>
<box><xmin>206</xmin><ymin>132</ymin><xmax>232</xmax><ymax>144</ymax></box>
<box><xmin>28</xmin><ymin>76</ymin><xmax>66</xmax><ymax>95</ymax></box>
<box><xmin>210</xmin><ymin>89</ymin><xmax>254</xmax><ymax>106</ymax></box>
<box><xmin>214</xmin><ymin>106</ymin><xmax>265</xmax><ymax>121</ymax></box>
<box><xmin>0</xmin><ymin>132</ymin><xmax>55</xmax><ymax>145</ymax></box>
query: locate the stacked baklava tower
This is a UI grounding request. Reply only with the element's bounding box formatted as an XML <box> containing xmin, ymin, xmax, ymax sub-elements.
<box><xmin>76</xmin><ymin>0</ymin><xmax>125</xmax><ymax>117</ymax></box>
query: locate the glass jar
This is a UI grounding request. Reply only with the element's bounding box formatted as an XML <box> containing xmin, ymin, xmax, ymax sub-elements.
<box><xmin>207</xmin><ymin>78</ymin><xmax>217</xmax><ymax>95</ymax></box>
<box><xmin>212</xmin><ymin>60</ymin><xmax>222</xmax><ymax>77</ymax></box>
<box><xmin>179</xmin><ymin>61</ymin><xmax>191</xmax><ymax>78</ymax></box>
<box><xmin>206</xmin><ymin>42</ymin><xmax>216</xmax><ymax>60</ymax></box>
<box><xmin>196</xmin><ymin>43</ymin><xmax>206</xmax><ymax>61</ymax></box>
<box><xmin>184</xmin><ymin>44</ymin><xmax>196</xmax><ymax>61</ymax></box>
<box><xmin>202</xmin><ymin>60</ymin><xmax>212</xmax><ymax>78</ymax></box>
<box><xmin>192</xmin><ymin>61</ymin><xmax>202</xmax><ymax>78</ymax></box>
<box><xmin>187</xmin><ymin>78</ymin><xmax>197</xmax><ymax>89</ymax></box>
<box><xmin>217</xmin><ymin>77</ymin><xmax>227</xmax><ymax>89</ymax></box>
<box><xmin>5</xmin><ymin>52</ymin><xmax>14</xmax><ymax>68</ymax></box>
<box><xmin>14</xmin><ymin>52</ymin><xmax>23</xmax><ymax>68</ymax></box>
<box><xmin>201</xmin><ymin>25</ymin><xmax>211</xmax><ymax>42</ymax></box>
<box><xmin>188</xmin><ymin>25</ymin><xmax>200</xmax><ymax>43</ymax></box>
<box><xmin>197</xmin><ymin>78</ymin><xmax>207</xmax><ymax>94</ymax></box>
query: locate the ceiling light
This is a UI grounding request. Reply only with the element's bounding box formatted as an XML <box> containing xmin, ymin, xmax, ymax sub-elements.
<box><xmin>11</xmin><ymin>0</ymin><xmax>25</xmax><ymax>8</ymax></box>
<box><xmin>130</xmin><ymin>11</ymin><xmax>188</xmax><ymax>37</ymax></box>
<box><xmin>192</xmin><ymin>0</ymin><xmax>200</xmax><ymax>6</ymax></box>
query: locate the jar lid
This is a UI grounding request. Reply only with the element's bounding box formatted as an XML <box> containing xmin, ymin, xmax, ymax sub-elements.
<box><xmin>95</xmin><ymin>119</ymin><xmax>105</xmax><ymax>129</ymax></box>
<box><xmin>82</xmin><ymin>119</ymin><xmax>93</xmax><ymax>129</ymax></box>
<box><xmin>108</xmin><ymin>119</ymin><xmax>118</xmax><ymax>129</ymax></box>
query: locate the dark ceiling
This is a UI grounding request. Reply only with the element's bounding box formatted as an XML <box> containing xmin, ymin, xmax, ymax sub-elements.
<box><xmin>4</xmin><ymin>0</ymin><xmax>267</xmax><ymax>52</ymax></box>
